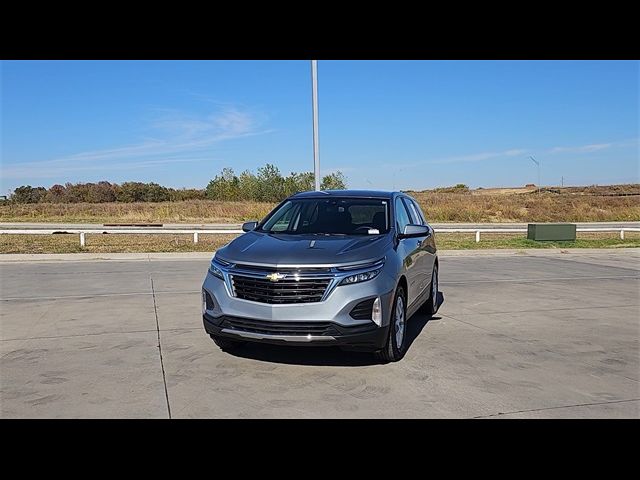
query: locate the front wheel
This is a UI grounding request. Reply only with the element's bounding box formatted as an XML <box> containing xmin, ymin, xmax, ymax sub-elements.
<box><xmin>375</xmin><ymin>286</ymin><xmax>407</xmax><ymax>363</ymax></box>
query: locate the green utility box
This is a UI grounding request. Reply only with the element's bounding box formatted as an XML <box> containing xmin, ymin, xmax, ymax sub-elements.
<box><xmin>527</xmin><ymin>223</ymin><xmax>576</xmax><ymax>241</ymax></box>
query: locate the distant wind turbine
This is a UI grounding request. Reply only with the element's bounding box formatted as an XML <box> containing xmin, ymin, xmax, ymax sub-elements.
<box><xmin>529</xmin><ymin>156</ymin><xmax>540</xmax><ymax>195</ymax></box>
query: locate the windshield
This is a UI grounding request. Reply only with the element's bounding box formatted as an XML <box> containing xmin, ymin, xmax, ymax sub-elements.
<box><xmin>258</xmin><ymin>198</ymin><xmax>390</xmax><ymax>235</ymax></box>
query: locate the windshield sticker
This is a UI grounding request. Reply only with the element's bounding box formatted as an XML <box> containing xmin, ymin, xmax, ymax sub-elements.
<box><xmin>368</xmin><ymin>228</ymin><xmax>380</xmax><ymax>235</ymax></box>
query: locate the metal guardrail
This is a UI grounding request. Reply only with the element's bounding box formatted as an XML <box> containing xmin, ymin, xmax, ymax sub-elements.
<box><xmin>1</xmin><ymin>227</ymin><xmax>639</xmax><ymax>245</ymax></box>
<box><xmin>0</xmin><ymin>229</ymin><xmax>244</xmax><ymax>246</ymax></box>
<box><xmin>438</xmin><ymin>227</ymin><xmax>640</xmax><ymax>242</ymax></box>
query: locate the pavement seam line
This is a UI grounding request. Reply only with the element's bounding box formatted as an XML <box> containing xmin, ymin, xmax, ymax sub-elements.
<box><xmin>471</xmin><ymin>398</ymin><xmax>640</xmax><ymax>418</ymax></box>
<box><xmin>0</xmin><ymin>326</ymin><xmax>204</xmax><ymax>343</ymax></box>
<box><xmin>438</xmin><ymin>312</ymin><xmax>497</xmax><ymax>335</ymax></box>
<box><xmin>439</xmin><ymin>312</ymin><xmax>640</xmax><ymax>384</ymax></box>
<box><xmin>531</xmin><ymin>254</ymin><xmax>640</xmax><ymax>275</ymax></box>
<box><xmin>151</xmin><ymin>277</ymin><xmax>172</xmax><ymax>419</ymax></box>
<box><xmin>1</xmin><ymin>290</ymin><xmax>199</xmax><ymax>301</ymax></box>
<box><xmin>1</xmin><ymin>247</ymin><xmax>637</xmax><ymax>264</ymax></box>
<box><xmin>446</xmin><ymin>303</ymin><xmax>640</xmax><ymax>316</ymax></box>
<box><xmin>441</xmin><ymin>274</ymin><xmax>639</xmax><ymax>285</ymax></box>
<box><xmin>1</xmin><ymin>328</ymin><xmax>158</xmax><ymax>342</ymax></box>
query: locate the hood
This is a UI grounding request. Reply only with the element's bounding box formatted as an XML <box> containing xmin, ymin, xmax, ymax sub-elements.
<box><xmin>216</xmin><ymin>231</ymin><xmax>392</xmax><ymax>267</ymax></box>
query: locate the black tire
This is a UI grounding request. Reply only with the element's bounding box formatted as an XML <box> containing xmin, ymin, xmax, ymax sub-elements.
<box><xmin>421</xmin><ymin>263</ymin><xmax>439</xmax><ymax>316</ymax></box>
<box><xmin>375</xmin><ymin>286</ymin><xmax>407</xmax><ymax>363</ymax></box>
<box><xmin>210</xmin><ymin>334</ymin><xmax>246</xmax><ymax>351</ymax></box>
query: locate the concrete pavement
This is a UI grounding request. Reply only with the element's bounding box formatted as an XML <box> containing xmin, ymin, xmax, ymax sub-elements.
<box><xmin>1</xmin><ymin>250</ymin><xmax>638</xmax><ymax>418</ymax></box>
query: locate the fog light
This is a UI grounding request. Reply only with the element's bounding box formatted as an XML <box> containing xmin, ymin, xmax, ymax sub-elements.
<box><xmin>202</xmin><ymin>289</ymin><xmax>214</xmax><ymax>314</ymax></box>
<box><xmin>372</xmin><ymin>297</ymin><xmax>382</xmax><ymax>326</ymax></box>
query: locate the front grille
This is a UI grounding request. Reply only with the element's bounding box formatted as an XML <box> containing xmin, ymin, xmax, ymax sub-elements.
<box><xmin>231</xmin><ymin>274</ymin><xmax>330</xmax><ymax>304</ymax></box>
<box><xmin>350</xmin><ymin>298</ymin><xmax>375</xmax><ymax>320</ymax></box>
<box><xmin>221</xmin><ymin>316</ymin><xmax>338</xmax><ymax>336</ymax></box>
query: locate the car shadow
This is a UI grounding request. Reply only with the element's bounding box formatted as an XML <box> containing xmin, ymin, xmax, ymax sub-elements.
<box><xmin>404</xmin><ymin>313</ymin><xmax>439</xmax><ymax>352</ymax></box>
<box><xmin>221</xmin><ymin>314</ymin><xmax>441</xmax><ymax>367</ymax></box>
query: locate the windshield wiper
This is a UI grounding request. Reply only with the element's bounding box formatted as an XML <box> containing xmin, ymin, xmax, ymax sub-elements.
<box><xmin>265</xmin><ymin>231</ymin><xmax>351</xmax><ymax>236</ymax></box>
<box><xmin>308</xmin><ymin>232</ymin><xmax>347</xmax><ymax>236</ymax></box>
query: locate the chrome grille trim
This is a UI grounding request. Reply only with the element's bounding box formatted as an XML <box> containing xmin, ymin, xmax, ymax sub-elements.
<box><xmin>211</xmin><ymin>256</ymin><xmax>386</xmax><ymax>304</ymax></box>
<box><xmin>228</xmin><ymin>267</ymin><xmax>334</xmax><ymax>280</ymax></box>
<box><xmin>230</xmin><ymin>273</ymin><xmax>331</xmax><ymax>304</ymax></box>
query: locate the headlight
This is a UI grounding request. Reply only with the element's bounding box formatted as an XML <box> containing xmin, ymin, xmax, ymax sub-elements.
<box><xmin>209</xmin><ymin>260</ymin><xmax>225</xmax><ymax>279</ymax></box>
<box><xmin>339</xmin><ymin>268</ymin><xmax>382</xmax><ymax>286</ymax></box>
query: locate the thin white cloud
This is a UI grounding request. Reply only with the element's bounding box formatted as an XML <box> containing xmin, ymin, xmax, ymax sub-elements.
<box><xmin>1</xmin><ymin>106</ymin><xmax>270</xmax><ymax>180</ymax></box>
<box><xmin>549</xmin><ymin>143</ymin><xmax>612</xmax><ymax>154</ymax></box>
<box><xmin>2</xmin><ymin>157</ymin><xmax>217</xmax><ymax>179</ymax></box>
<box><xmin>504</xmin><ymin>149</ymin><xmax>527</xmax><ymax>156</ymax></box>
<box><xmin>402</xmin><ymin>148</ymin><xmax>529</xmax><ymax>167</ymax></box>
<box><xmin>381</xmin><ymin>138</ymin><xmax>637</xmax><ymax>171</ymax></box>
<box><xmin>373</xmin><ymin>148</ymin><xmax>526</xmax><ymax>172</ymax></box>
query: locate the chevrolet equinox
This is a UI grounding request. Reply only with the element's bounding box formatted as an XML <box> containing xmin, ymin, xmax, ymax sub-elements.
<box><xmin>202</xmin><ymin>190</ymin><xmax>442</xmax><ymax>362</ymax></box>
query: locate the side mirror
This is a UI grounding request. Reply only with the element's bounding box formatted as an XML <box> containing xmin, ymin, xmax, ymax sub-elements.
<box><xmin>242</xmin><ymin>221</ymin><xmax>258</xmax><ymax>232</ymax></box>
<box><xmin>399</xmin><ymin>224</ymin><xmax>430</xmax><ymax>239</ymax></box>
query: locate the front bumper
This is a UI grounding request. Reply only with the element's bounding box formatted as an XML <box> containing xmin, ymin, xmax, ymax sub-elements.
<box><xmin>201</xmin><ymin>263</ymin><xmax>397</xmax><ymax>350</ymax></box>
<box><xmin>203</xmin><ymin>313</ymin><xmax>388</xmax><ymax>349</ymax></box>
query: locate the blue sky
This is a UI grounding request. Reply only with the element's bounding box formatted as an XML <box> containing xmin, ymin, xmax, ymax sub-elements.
<box><xmin>1</xmin><ymin>60</ymin><xmax>638</xmax><ymax>194</ymax></box>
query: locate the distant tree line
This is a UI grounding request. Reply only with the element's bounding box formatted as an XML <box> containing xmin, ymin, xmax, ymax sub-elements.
<box><xmin>9</xmin><ymin>182</ymin><xmax>203</xmax><ymax>204</ymax></box>
<box><xmin>205</xmin><ymin>164</ymin><xmax>346</xmax><ymax>202</ymax></box>
<box><xmin>7</xmin><ymin>164</ymin><xmax>347</xmax><ymax>204</ymax></box>
<box><xmin>425</xmin><ymin>184</ymin><xmax>470</xmax><ymax>194</ymax></box>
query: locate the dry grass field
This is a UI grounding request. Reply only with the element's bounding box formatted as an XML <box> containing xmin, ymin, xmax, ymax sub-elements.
<box><xmin>0</xmin><ymin>233</ymin><xmax>238</xmax><ymax>254</ymax></box>
<box><xmin>468</xmin><ymin>184</ymin><xmax>640</xmax><ymax>196</ymax></box>
<box><xmin>408</xmin><ymin>191</ymin><xmax>639</xmax><ymax>223</ymax></box>
<box><xmin>1</xmin><ymin>185</ymin><xmax>638</xmax><ymax>224</ymax></box>
<box><xmin>0</xmin><ymin>200</ymin><xmax>274</xmax><ymax>224</ymax></box>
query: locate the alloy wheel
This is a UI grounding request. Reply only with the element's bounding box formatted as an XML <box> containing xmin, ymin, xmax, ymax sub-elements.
<box><xmin>395</xmin><ymin>295</ymin><xmax>405</xmax><ymax>348</ymax></box>
<box><xmin>432</xmin><ymin>267</ymin><xmax>438</xmax><ymax>311</ymax></box>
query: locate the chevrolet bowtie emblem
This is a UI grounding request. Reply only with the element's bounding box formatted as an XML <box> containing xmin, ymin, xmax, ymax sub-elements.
<box><xmin>266</xmin><ymin>272</ymin><xmax>286</xmax><ymax>282</ymax></box>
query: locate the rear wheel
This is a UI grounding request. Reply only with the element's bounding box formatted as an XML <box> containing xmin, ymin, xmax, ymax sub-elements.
<box><xmin>375</xmin><ymin>286</ymin><xmax>407</xmax><ymax>363</ymax></box>
<box><xmin>421</xmin><ymin>264</ymin><xmax>439</xmax><ymax>316</ymax></box>
<box><xmin>210</xmin><ymin>334</ymin><xmax>246</xmax><ymax>351</ymax></box>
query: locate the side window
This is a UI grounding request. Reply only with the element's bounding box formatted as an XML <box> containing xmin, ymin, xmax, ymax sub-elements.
<box><xmin>409</xmin><ymin>199</ymin><xmax>426</xmax><ymax>225</ymax></box>
<box><xmin>403</xmin><ymin>198</ymin><xmax>419</xmax><ymax>225</ymax></box>
<box><xmin>395</xmin><ymin>197</ymin><xmax>412</xmax><ymax>233</ymax></box>
<box><xmin>270</xmin><ymin>204</ymin><xmax>299</xmax><ymax>232</ymax></box>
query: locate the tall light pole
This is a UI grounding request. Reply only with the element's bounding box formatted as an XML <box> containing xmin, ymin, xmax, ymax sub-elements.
<box><xmin>392</xmin><ymin>168</ymin><xmax>404</xmax><ymax>190</ymax></box>
<box><xmin>311</xmin><ymin>60</ymin><xmax>321</xmax><ymax>191</ymax></box>
<box><xmin>529</xmin><ymin>155</ymin><xmax>540</xmax><ymax>195</ymax></box>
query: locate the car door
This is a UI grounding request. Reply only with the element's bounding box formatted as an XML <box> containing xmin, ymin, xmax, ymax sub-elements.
<box><xmin>395</xmin><ymin>196</ymin><xmax>422</xmax><ymax>305</ymax></box>
<box><xmin>406</xmin><ymin>197</ymin><xmax>436</xmax><ymax>293</ymax></box>
<box><xmin>401</xmin><ymin>197</ymin><xmax>430</xmax><ymax>300</ymax></box>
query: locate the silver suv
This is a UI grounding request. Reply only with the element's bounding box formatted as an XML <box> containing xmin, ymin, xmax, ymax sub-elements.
<box><xmin>202</xmin><ymin>190</ymin><xmax>442</xmax><ymax>362</ymax></box>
